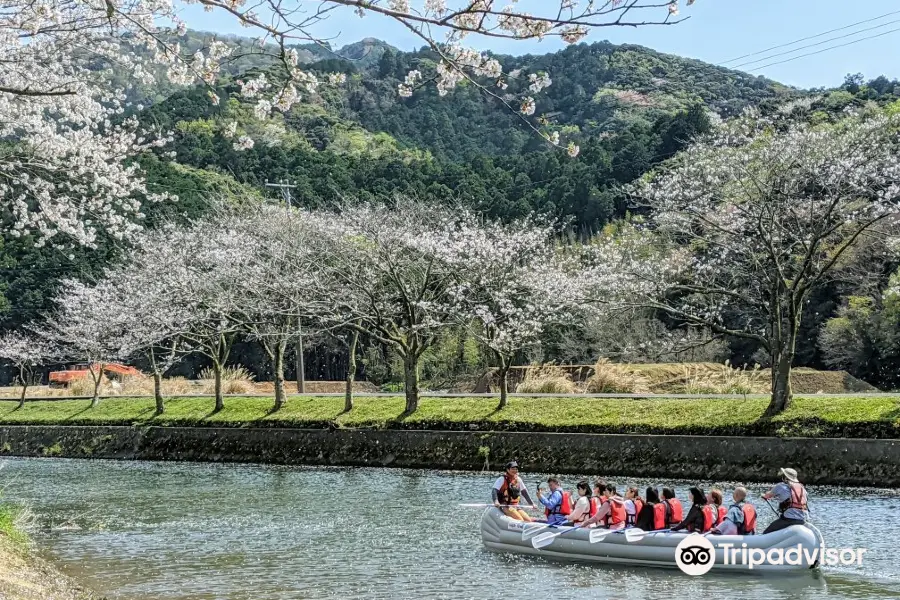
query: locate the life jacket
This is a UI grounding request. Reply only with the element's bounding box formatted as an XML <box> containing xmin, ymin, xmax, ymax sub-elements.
<box><xmin>588</xmin><ymin>496</ymin><xmax>600</xmax><ymax>519</ymax></box>
<box><xmin>700</xmin><ymin>505</ymin><xmax>715</xmax><ymax>533</ymax></box>
<box><xmin>653</xmin><ymin>502</ymin><xmax>667</xmax><ymax>530</ymax></box>
<box><xmin>779</xmin><ymin>482</ymin><xmax>808</xmax><ymax>515</ymax></box>
<box><xmin>627</xmin><ymin>498</ymin><xmax>643</xmax><ymax>526</ymax></box>
<box><xmin>715</xmin><ymin>504</ymin><xmax>727</xmax><ymax>526</ymax></box>
<box><xmin>497</xmin><ymin>474</ymin><xmax>520</xmax><ymax>506</ymax></box>
<box><xmin>665</xmin><ymin>498</ymin><xmax>683</xmax><ymax>526</ymax></box>
<box><xmin>602</xmin><ymin>498</ymin><xmax>626</xmax><ymax>528</ymax></box>
<box><xmin>545</xmin><ymin>490</ymin><xmax>572</xmax><ymax>517</ymax></box>
<box><xmin>739</xmin><ymin>504</ymin><xmax>758</xmax><ymax>535</ymax></box>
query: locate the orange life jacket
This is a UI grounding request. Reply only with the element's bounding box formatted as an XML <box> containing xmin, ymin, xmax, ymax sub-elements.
<box><xmin>627</xmin><ymin>498</ymin><xmax>643</xmax><ymax>526</ymax></box>
<box><xmin>665</xmin><ymin>498</ymin><xmax>683</xmax><ymax>526</ymax></box>
<box><xmin>653</xmin><ymin>502</ymin><xmax>667</xmax><ymax>530</ymax></box>
<box><xmin>739</xmin><ymin>503</ymin><xmax>758</xmax><ymax>535</ymax></box>
<box><xmin>716</xmin><ymin>504</ymin><xmax>727</xmax><ymax>526</ymax></box>
<box><xmin>588</xmin><ymin>496</ymin><xmax>600</xmax><ymax>519</ymax></box>
<box><xmin>780</xmin><ymin>482</ymin><xmax>808</xmax><ymax>514</ymax></box>
<box><xmin>700</xmin><ymin>505</ymin><xmax>715</xmax><ymax>533</ymax></box>
<box><xmin>497</xmin><ymin>474</ymin><xmax>520</xmax><ymax>506</ymax></box>
<box><xmin>603</xmin><ymin>499</ymin><xmax>626</xmax><ymax>527</ymax></box>
<box><xmin>545</xmin><ymin>490</ymin><xmax>572</xmax><ymax>517</ymax></box>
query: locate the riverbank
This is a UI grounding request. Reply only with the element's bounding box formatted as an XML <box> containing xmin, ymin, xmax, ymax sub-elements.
<box><xmin>0</xmin><ymin>506</ymin><xmax>97</xmax><ymax>600</ymax></box>
<box><xmin>1</xmin><ymin>394</ymin><xmax>899</xmax><ymax>437</ymax></box>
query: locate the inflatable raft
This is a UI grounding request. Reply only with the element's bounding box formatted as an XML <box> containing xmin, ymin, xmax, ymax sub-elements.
<box><xmin>481</xmin><ymin>509</ymin><xmax>823</xmax><ymax>573</ymax></box>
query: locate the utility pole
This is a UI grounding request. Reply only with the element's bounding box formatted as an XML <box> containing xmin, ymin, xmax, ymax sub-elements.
<box><xmin>264</xmin><ymin>179</ymin><xmax>296</xmax><ymax>210</ymax></box>
<box><xmin>264</xmin><ymin>180</ymin><xmax>305</xmax><ymax>394</ymax></box>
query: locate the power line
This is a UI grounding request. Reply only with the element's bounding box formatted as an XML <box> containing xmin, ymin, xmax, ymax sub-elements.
<box><xmin>731</xmin><ymin>17</ymin><xmax>900</xmax><ymax>70</ymax></box>
<box><xmin>720</xmin><ymin>9</ymin><xmax>900</xmax><ymax>65</ymax></box>
<box><xmin>747</xmin><ymin>26</ymin><xmax>900</xmax><ymax>72</ymax></box>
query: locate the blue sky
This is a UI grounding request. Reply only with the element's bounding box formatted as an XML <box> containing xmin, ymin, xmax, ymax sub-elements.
<box><xmin>180</xmin><ymin>0</ymin><xmax>900</xmax><ymax>89</ymax></box>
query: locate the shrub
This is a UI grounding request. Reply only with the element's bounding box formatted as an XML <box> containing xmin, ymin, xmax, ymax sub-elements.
<box><xmin>585</xmin><ymin>358</ymin><xmax>651</xmax><ymax>394</ymax></box>
<box><xmin>515</xmin><ymin>365</ymin><xmax>577</xmax><ymax>394</ymax></box>
<box><xmin>66</xmin><ymin>375</ymin><xmax>106</xmax><ymax>397</ymax></box>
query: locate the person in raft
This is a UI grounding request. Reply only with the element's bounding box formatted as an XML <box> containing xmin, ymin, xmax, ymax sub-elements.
<box><xmin>566</xmin><ymin>480</ymin><xmax>594</xmax><ymax>526</ymax></box>
<box><xmin>623</xmin><ymin>487</ymin><xmax>644</xmax><ymax>527</ymax></box>
<box><xmin>492</xmin><ymin>461</ymin><xmax>536</xmax><ymax>521</ymax></box>
<box><xmin>670</xmin><ymin>487</ymin><xmax>714</xmax><ymax>533</ymax></box>
<box><xmin>634</xmin><ymin>487</ymin><xmax>664</xmax><ymax>531</ymax></box>
<box><xmin>710</xmin><ymin>487</ymin><xmax>758</xmax><ymax>535</ymax></box>
<box><xmin>580</xmin><ymin>481</ymin><xmax>626</xmax><ymax>530</ymax></box>
<box><xmin>661</xmin><ymin>488</ymin><xmax>683</xmax><ymax>528</ymax></box>
<box><xmin>536</xmin><ymin>476</ymin><xmax>571</xmax><ymax>526</ymax></box>
<box><xmin>761</xmin><ymin>467</ymin><xmax>809</xmax><ymax>533</ymax></box>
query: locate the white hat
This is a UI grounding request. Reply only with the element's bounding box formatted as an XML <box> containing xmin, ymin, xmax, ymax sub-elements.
<box><xmin>779</xmin><ymin>467</ymin><xmax>799</xmax><ymax>483</ymax></box>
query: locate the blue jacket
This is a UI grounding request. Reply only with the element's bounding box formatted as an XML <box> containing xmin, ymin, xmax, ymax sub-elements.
<box><xmin>540</xmin><ymin>489</ymin><xmax>567</xmax><ymax>525</ymax></box>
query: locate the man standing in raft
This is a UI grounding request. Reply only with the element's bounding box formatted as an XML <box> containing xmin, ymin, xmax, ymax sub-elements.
<box><xmin>492</xmin><ymin>461</ymin><xmax>536</xmax><ymax>521</ymax></box>
<box><xmin>761</xmin><ymin>467</ymin><xmax>809</xmax><ymax>533</ymax></box>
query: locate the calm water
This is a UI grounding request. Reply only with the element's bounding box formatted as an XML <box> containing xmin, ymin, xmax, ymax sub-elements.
<box><xmin>2</xmin><ymin>458</ymin><xmax>900</xmax><ymax>599</ymax></box>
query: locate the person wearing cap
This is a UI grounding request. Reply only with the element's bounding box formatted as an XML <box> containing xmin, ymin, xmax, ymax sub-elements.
<box><xmin>761</xmin><ymin>467</ymin><xmax>809</xmax><ymax>533</ymax></box>
<box><xmin>492</xmin><ymin>461</ymin><xmax>536</xmax><ymax>521</ymax></box>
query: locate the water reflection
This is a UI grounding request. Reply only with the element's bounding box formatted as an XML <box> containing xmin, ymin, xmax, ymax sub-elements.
<box><xmin>2</xmin><ymin>458</ymin><xmax>899</xmax><ymax>599</ymax></box>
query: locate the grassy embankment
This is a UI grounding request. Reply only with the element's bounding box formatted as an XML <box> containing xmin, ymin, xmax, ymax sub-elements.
<box><xmin>1</xmin><ymin>395</ymin><xmax>899</xmax><ymax>437</ymax></box>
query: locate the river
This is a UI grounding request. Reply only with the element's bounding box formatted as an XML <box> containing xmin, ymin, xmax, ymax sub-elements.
<box><xmin>1</xmin><ymin>457</ymin><xmax>899</xmax><ymax>599</ymax></box>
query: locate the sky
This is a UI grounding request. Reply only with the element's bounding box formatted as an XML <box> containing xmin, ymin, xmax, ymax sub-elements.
<box><xmin>179</xmin><ymin>0</ymin><xmax>900</xmax><ymax>89</ymax></box>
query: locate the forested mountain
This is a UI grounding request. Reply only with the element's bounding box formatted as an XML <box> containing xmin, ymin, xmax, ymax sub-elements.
<box><xmin>3</xmin><ymin>30</ymin><xmax>900</xmax><ymax>387</ymax></box>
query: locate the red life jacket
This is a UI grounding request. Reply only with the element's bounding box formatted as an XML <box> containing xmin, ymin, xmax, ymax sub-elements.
<box><xmin>588</xmin><ymin>497</ymin><xmax>600</xmax><ymax>519</ymax></box>
<box><xmin>545</xmin><ymin>490</ymin><xmax>572</xmax><ymax>517</ymax></box>
<box><xmin>716</xmin><ymin>504</ymin><xmax>727</xmax><ymax>526</ymax></box>
<box><xmin>700</xmin><ymin>505</ymin><xmax>715</xmax><ymax>533</ymax></box>
<box><xmin>602</xmin><ymin>499</ymin><xmax>626</xmax><ymax>527</ymax></box>
<box><xmin>627</xmin><ymin>498</ymin><xmax>643</xmax><ymax>526</ymax></box>
<box><xmin>740</xmin><ymin>504</ymin><xmax>758</xmax><ymax>535</ymax></box>
<box><xmin>653</xmin><ymin>503</ymin><xmax>667</xmax><ymax>530</ymax></box>
<box><xmin>788</xmin><ymin>482</ymin><xmax>808</xmax><ymax>512</ymax></box>
<box><xmin>497</xmin><ymin>474</ymin><xmax>520</xmax><ymax>506</ymax></box>
<box><xmin>665</xmin><ymin>498</ymin><xmax>683</xmax><ymax>526</ymax></box>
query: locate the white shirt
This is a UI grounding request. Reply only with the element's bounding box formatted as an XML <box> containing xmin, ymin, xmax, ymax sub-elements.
<box><xmin>569</xmin><ymin>495</ymin><xmax>591</xmax><ymax>523</ymax></box>
<box><xmin>624</xmin><ymin>499</ymin><xmax>637</xmax><ymax>517</ymax></box>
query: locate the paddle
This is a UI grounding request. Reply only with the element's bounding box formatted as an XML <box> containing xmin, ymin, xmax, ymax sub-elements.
<box><xmin>624</xmin><ymin>527</ymin><xmax>671</xmax><ymax>542</ymax></box>
<box><xmin>531</xmin><ymin>524</ymin><xmax>582</xmax><ymax>549</ymax></box>
<box><xmin>589</xmin><ymin>527</ymin><xmax>618</xmax><ymax>543</ymax></box>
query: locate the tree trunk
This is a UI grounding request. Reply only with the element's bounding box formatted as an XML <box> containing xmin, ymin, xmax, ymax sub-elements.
<box><xmin>344</xmin><ymin>329</ymin><xmax>359</xmax><ymax>413</ymax></box>
<box><xmin>496</xmin><ymin>361</ymin><xmax>510</xmax><ymax>411</ymax></box>
<box><xmin>17</xmin><ymin>365</ymin><xmax>27</xmax><ymax>409</ymax></box>
<box><xmin>149</xmin><ymin>348</ymin><xmax>164</xmax><ymax>415</ymax></box>
<box><xmin>402</xmin><ymin>354</ymin><xmax>419</xmax><ymax>414</ymax></box>
<box><xmin>90</xmin><ymin>364</ymin><xmax>102</xmax><ymax>408</ymax></box>
<box><xmin>153</xmin><ymin>371</ymin><xmax>164</xmax><ymax>415</ymax></box>
<box><xmin>763</xmin><ymin>315</ymin><xmax>800</xmax><ymax>418</ymax></box>
<box><xmin>273</xmin><ymin>340</ymin><xmax>286</xmax><ymax>412</ymax></box>
<box><xmin>295</xmin><ymin>335</ymin><xmax>305</xmax><ymax>394</ymax></box>
<box><xmin>214</xmin><ymin>363</ymin><xmax>224</xmax><ymax>413</ymax></box>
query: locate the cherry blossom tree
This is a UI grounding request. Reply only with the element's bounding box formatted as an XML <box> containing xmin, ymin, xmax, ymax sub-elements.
<box><xmin>631</xmin><ymin>110</ymin><xmax>900</xmax><ymax>416</ymax></box>
<box><xmin>215</xmin><ymin>205</ymin><xmax>332</xmax><ymax>411</ymax></box>
<box><xmin>105</xmin><ymin>228</ymin><xmax>204</xmax><ymax>415</ymax></box>
<box><xmin>441</xmin><ymin>215</ymin><xmax>578</xmax><ymax>408</ymax></box>
<box><xmin>318</xmin><ymin>198</ymin><xmax>467</xmax><ymax>414</ymax></box>
<box><xmin>38</xmin><ymin>279</ymin><xmax>130</xmax><ymax>406</ymax></box>
<box><xmin>0</xmin><ymin>330</ymin><xmax>56</xmax><ymax>407</ymax></box>
<box><xmin>2</xmin><ymin>0</ymin><xmax>696</xmax><ymax>247</ymax></box>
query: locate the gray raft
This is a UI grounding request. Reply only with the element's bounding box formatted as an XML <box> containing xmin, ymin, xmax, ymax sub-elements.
<box><xmin>481</xmin><ymin>508</ymin><xmax>824</xmax><ymax>573</ymax></box>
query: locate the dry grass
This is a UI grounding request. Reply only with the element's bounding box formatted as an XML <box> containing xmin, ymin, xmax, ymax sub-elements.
<box><xmin>198</xmin><ymin>366</ymin><xmax>255</xmax><ymax>395</ymax></box>
<box><xmin>584</xmin><ymin>358</ymin><xmax>651</xmax><ymax>393</ymax></box>
<box><xmin>674</xmin><ymin>362</ymin><xmax>767</xmax><ymax>395</ymax></box>
<box><xmin>515</xmin><ymin>365</ymin><xmax>577</xmax><ymax>394</ymax></box>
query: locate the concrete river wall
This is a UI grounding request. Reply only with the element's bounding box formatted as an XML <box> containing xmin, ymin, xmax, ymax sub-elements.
<box><xmin>1</xmin><ymin>425</ymin><xmax>898</xmax><ymax>486</ymax></box>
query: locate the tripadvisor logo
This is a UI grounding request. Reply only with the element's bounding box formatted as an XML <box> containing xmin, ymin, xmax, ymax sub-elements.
<box><xmin>675</xmin><ymin>534</ymin><xmax>715</xmax><ymax>576</ymax></box>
